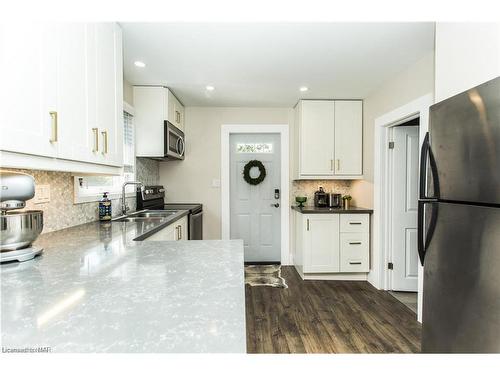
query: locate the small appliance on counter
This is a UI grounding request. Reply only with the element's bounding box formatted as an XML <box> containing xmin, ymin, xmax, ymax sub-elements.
<box><xmin>136</xmin><ymin>185</ymin><xmax>203</xmax><ymax>240</ymax></box>
<box><xmin>314</xmin><ymin>187</ymin><xmax>328</xmax><ymax>207</ymax></box>
<box><xmin>328</xmin><ymin>193</ymin><xmax>342</xmax><ymax>208</ymax></box>
<box><xmin>0</xmin><ymin>171</ymin><xmax>44</xmax><ymax>263</ymax></box>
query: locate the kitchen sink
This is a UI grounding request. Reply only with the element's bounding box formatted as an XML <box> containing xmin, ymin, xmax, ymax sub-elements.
<box><xmin>113</xmin><ymin>216</ymin><xmax>165</xmax><ymax>223</ymax></box>
<box><xmin>128</xmin><ymin>210</ymin><xmax>177</xmax><ymax>218</ymax></box>
<box><xmin>111</xmin><ymin>209</ymin><xmax>179</xmax><ymax>222</ymax></box>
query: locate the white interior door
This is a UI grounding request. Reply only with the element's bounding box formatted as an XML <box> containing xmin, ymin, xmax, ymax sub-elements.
<box><xmin>230</xmin><ymin>133</ymin><xmax>281</xmax><ymax>263</ymax></box>
<box><xmin>391</xmin><ymin>125</ymin><xmax>420</xmax><ymax>291</ymax></box>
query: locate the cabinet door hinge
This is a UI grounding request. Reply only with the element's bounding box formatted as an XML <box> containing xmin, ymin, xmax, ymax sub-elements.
<box><xmin>388</xmin><ymin>141</ymin><xmax>395</xmax><ymax>149</ymax></box>
<box><xmin>388</xmin><ymin>262</ymin><xmax>394</xmax><ymax>270</ymax></box>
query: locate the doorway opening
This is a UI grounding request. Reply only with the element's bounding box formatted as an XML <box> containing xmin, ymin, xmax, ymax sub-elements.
<box><xmin>230</xmin><ymin>133</ymin><xmax>281</xmax><ymax>263</ymax></box>
<box><xmin>371</xmin><ymin>92</ymin><xmax>433</xmax><ymax>323</ymax></box>
<box><xmin>387</xmin><ymin>117</ymin><xmax>420</xmax><ymax>313</ymax></box>
<box><xmin>221</xmin><ymin>124</ymin><xmax>290</xmax><ymax>265</ymax></box>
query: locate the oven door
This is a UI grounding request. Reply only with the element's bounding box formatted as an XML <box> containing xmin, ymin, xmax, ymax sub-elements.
<box><xmin>165</xmin><ymin>121</ymin><xmax>185</xmax><ymax>160</ymax></box>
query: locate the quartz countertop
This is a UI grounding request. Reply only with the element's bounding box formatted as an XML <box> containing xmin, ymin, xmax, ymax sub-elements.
<box><xmin>291</xmin><ymin>205</ymin><xmax>373</xmax><ymax>214</ymax></box>
<box><xmin>1</xmin><ymin>220</ymin><xmax>246</xmax><ymax>353</ymax></box>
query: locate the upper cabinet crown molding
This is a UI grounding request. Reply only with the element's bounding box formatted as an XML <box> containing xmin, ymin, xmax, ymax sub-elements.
<box><xmin>294</xmin><ymin>99</ymin><xmax>363</xmax><ymax>180</ymax></box>
<box><xmin>0</xmin><ymin>22</ymin><xmax>124</xmax><ymax>174</ymax></box>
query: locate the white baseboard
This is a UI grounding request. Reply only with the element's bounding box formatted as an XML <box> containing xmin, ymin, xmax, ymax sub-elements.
<box><xmin>294</xmin><ymin>265</ymin><xmax>367</xmax><ymax>281</ymax></box>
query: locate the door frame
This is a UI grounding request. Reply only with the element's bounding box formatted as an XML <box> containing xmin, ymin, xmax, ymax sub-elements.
<box><xmin>370</xmin><ymin>93</ymin><xmax>433</xmax><ymax>323</ymax></box>
<box><xmin>221</xmin><ymin>124</ymin><xmax>290</xmax><ymax>264</ymax></box>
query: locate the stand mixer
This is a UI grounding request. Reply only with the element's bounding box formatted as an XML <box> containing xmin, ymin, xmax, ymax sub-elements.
<box><xmin>0</xmin><ymin>171</ymin><xmax>44</xmax><ymax>263</ymax></box>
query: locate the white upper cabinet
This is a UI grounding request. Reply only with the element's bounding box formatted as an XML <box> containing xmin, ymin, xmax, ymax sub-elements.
<box><xmin>167</xmin><ymin>90</ymin><xmax>185</xmax><ymax>131</ymax></box>
<box><xmin>294</xmin><ymin>99</ymin><xmax>363</xmax><ymax>179</ymax></box>
<box><xmin>298</xmin><ymin>100</ymin><xmax>335</xmax><ymax>176</ymax></box>
<box><xmin>0</xmin><ymin>22</ymin><xmax>123</xmax><ymax>173</ymax></box>
<box><xmin>334</xmin><ymin>101</ymin><xmax>363</xmax><ymax>176</ymax></box>
<box><xmin>95</xmin><ymin>23</ymin><xmax>124</xmax><ymax>166</ymax></box>
<box><xmin>134</xmin><ymin>86</ymin><xmax>184</xmax><ymax>157</ymax></box>
<box><xmin>1</xmin><ymin>23</ymin><xmax>59</xmax><ymax>158</ymax></box>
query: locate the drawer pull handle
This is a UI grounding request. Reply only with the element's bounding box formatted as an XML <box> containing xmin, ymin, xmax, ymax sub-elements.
<box><xmin>349</xmin><ymin>242</ymin><xmax>362</xmax><ymax>245</ymax></box>
<box><xmin>92</xmin><ymin>128</ymin><xmax>99</xmax><ymax>152</ymax></box>
<box><xmin>49</xmin><ymin>111</ymin><xmax>58</xmax><ymax>143</ymax></box>
<box><xmin>101</xmin><ymin>130</ymin><xmax>108</xmax><ymax>155</ymax></box>
<box><xmin>349</xmin><ymin>261</ymin><xmax>362</xmax><ymax>265</ymax></box>
<box><xmin>349</xmin><ymin>222</ymin><xmax>362</xmax><ymax>225</ymax></box>
<box><xmin>306</xmin><ymin>219</ymin><xmax>310</xmax><ymax>231</ymax></box>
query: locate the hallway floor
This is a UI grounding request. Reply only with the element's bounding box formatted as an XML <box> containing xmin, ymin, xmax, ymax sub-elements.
<box><xmin>245</xmin><ymin>266</ymin><xmax>421</xmax><ymax>353</ymax></box>
<box><xmin>389</xmin><ymin>291</ymin><xmax>418</xmax><ymax>314</ymax></box>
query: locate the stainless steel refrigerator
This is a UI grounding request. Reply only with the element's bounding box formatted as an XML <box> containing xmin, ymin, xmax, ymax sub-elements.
<box><xmin>419</xmin><ymin>76</ymin><xmax>500</xmax><ymax>353</ymax></box>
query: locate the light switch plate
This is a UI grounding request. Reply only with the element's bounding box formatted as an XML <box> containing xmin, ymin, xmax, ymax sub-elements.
<box><xmin>34</xmin><ymin>184</ymin><xmax>50</xmax><ymax>204</ymax></box>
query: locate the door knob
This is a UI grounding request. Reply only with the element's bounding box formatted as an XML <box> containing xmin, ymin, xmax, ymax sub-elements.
<box><xmin>271</xmin><ymin>203</ymin><xmax>280</xmax><ymax>208</ymax></box>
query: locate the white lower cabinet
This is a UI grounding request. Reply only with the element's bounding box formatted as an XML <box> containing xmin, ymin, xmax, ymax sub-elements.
<box><xmin>294</xmin><ymin>212</ymin><xmax>370</xmax><ymax>278</ymax></box>
<box><xmin>143</xmin><ymin>216</ymin><xmax>188</xmax><ymax>242</ymax></box>
<box><xmin>339</xmin><ymin>233</ymin><xmax>369</xmax><ymax>272</ymax></box>
<box><xmin>303</xmin><ymin>214</ymin><xmax>340</xmax><ymax>273</ymax></box>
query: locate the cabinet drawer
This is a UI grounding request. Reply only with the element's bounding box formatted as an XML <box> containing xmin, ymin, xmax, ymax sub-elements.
<box><xmin>340</xmin><ymin>233</ymin><xmax>369</xmax><ymax>272</ymax></box>
<box><xmin>340</xmin><ymin>214</ymin><xmax>369</xmax><ymax>233</ymax></box>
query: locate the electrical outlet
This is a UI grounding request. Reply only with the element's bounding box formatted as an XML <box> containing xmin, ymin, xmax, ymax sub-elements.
<box><xmin>34</xmin><ymin>185</ymin><xmax>50</xmax><ymax>204</ymax></box>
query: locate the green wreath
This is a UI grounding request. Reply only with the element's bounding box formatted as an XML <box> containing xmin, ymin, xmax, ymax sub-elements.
<box><xmin>243</xmin><ymin>160</ymin><xmax>266</xmax><ymax>185</ymax></box>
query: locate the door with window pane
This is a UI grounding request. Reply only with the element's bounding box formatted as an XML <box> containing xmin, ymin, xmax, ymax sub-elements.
<box><xmin>230</xmin><ymin>133</ymin><xmax>281</xmax><ymax>263</ymax></box>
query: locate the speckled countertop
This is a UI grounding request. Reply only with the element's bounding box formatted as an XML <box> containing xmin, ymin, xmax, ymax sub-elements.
<box><xmin>0</xmin><ymin>219</ymin><xmax>246</xmax><ymax>353</ymax></box>
<box><xmin>291</xmin><ymin>205</ymin><xmax>373</xmax><ymax>214</ymax></box>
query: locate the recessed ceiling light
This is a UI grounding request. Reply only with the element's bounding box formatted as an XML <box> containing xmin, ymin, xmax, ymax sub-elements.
<box><xmin>134</xmin><ymin>61</ymin><xmax>146</xmax><ymax>68</ymax></box>
<box><xmin>206</xmin><ymin>85</ymin><xmax>215</xmax><ymax>91</ymax></box>
<box><xmin>300</xmin><ymin>87</ymin><xmax>309</xmax><ymax>92</ymax></box>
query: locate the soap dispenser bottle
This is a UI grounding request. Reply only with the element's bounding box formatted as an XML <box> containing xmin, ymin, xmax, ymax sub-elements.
<box><xmin>99</xmin><ymin>192</ymin><xmax>112</xmax><ymax>221</ymax></box>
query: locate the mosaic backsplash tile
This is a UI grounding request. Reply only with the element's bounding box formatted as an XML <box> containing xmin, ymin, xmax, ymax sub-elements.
<box><xmin>2</xmin><ymin>158</ymin><xmax>159</xmax><ymax>234</ymax></box>
<box><xmin>136</xmin><ymin>157</ymin><xmax>160</xmax><ymax>185</ymax></box>
<box><xmin>291</xmin><ymin>180</ymin><xmax>352</xmax><ymax>206</ymax></box>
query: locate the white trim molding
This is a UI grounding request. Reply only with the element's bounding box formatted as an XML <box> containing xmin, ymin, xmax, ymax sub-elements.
<box><xmin>370</xmin><ymin>93</ymin><xmax>433</xmax><ymax>323</ymax></box>
<box><xmin>221</xmin><ymin>124</ymin><xmax>290</xmax><ymax>265</ymax></box>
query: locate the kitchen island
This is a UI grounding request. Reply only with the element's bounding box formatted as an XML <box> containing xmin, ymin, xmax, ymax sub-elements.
<box><xmin>0</xmin><ymin>220</ymin><xmax>246</xmax><ymax>353</ymax></box>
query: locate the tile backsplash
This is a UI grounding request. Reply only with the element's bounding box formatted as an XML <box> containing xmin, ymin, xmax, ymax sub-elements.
<box><xmin>2</xmin><ymin>159</ymin><xmax>159</xmax><ymax>234</ymax></box>
<box><xmin>291</xmin><ymin>180</ymin><xmax>352</xmax><ymax>206</ymax></box>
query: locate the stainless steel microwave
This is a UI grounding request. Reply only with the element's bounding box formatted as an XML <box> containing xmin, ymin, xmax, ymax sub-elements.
<box><xmin>164</xmin><ymin>121</ymin><xmax>185</xmax><ymax>160</ymax></box>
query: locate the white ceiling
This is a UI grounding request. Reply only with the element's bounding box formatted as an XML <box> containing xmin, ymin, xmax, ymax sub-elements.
<box><xmin>122</xmin><ymin>23</ymin><xmax>434</xmax><ymax>107</ymax></box>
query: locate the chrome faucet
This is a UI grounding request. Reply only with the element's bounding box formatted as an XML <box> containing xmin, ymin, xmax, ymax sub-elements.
<box><xmin>121</xmin><ymin>181</ymin><xmax>143</xmax><ymax>215</ymax></box>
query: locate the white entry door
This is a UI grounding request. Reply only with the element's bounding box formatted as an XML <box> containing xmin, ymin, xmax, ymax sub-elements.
<box><xmin>391</xmin><ymin>125</ymin><xmax>419</xmax><ymax>291</ymax></box>
<box><xmin>230</xmin><ymin>133</ymin><xmax>281</xmax><ymax>263</ymax></box>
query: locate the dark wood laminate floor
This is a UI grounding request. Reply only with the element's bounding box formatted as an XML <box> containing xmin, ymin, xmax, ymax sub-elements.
<box><xmin>245</xmin><ymin>266</ymin><xmax>421</xmax><ymax>353</ymax></box>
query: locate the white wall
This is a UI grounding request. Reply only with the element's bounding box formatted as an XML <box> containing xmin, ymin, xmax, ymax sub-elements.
<box><xmin>123</xmin><ymin>79</ymin><xmax>134</xmax><ymax>105</ymax></box>
<box><xmin>350</xmin><ymin>51</ymin><xmax>435</xmax><ymax>208</ymax></box>
<box><xmin>158</xmin><ymin>107</ymin><xmax>293</xmax><ymax>240</ymax></box>
<box><xmin>435</xmin><ymin>22</ymin><xmax>500</xmax><ymax>102</ymax></box>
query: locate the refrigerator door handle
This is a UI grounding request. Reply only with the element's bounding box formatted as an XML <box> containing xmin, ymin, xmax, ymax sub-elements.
<box><xmin>420</xmin><ymin>132</ymin><xmax>440</xmax><ymax>200</ymax></box>
<box><xmin>418</xmin><ymin>200</ymin><xmax>439</xmax><ymax>266</ymax></box>
<box><xmin>418</xmin><ymin>201</ymin><xmax>426</xmax><ymax>266</ymax></box>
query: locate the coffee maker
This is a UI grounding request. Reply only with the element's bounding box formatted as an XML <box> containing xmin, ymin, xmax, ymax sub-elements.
<box><xmin>314</xmin><ymin>187</ymin><xmax>328</xmax><ymax>207</ymax></box>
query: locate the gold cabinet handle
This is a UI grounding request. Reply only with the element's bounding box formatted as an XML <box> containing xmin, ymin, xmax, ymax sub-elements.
<box><xmin>336</xmin><ymin>159</ymin><xmax>340</xmax><ymax>171</ymax></box>
<box><xmin>49</xmin><ymin>111</ymin><xmax>58</xmax><ymax>143</ymax></box>
<box><xmin>306</xmin><ymin>219</ymin><xmax>310</xmax><ymax>231</ymax></box>
<box><xmin>330</xmin><ymin>159</ymin><xmax>333</xmax><ymax>171</ymax></box>
<box><xmin>101</xmin><ymin>130</ymin><xmax>108</xmax><ymax>155</ymax></box>
<box><xmin>92</xmin><ymin>128</ymin><xmax>99</xmax><ymax>152</ymax></box>
<box><xmin>175</xmin><ymin>111</ymin><xmax>180</xmax><ymax>124</ymax></box>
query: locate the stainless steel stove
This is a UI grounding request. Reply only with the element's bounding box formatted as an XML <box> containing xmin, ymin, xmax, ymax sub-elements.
<box><xmin>136</xmin><ymin>185</ymin><xmax>203</xmax><ymax>240</ymax></box>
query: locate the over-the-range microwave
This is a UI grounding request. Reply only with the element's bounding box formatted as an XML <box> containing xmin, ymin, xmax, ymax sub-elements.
<box><xmin>150</xmin><ymin>121</ymin><xmax>185</xmax><ymax>160</ymax></box>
